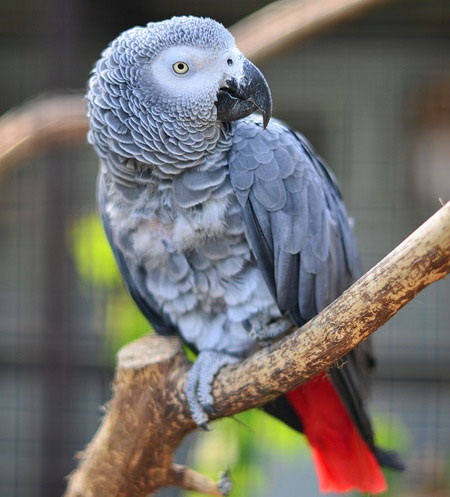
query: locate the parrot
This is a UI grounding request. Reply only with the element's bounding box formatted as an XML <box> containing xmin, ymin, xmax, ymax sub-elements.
<box><xmin>87</xmin><ymin>16</ymin><xmax>403</xmax><ymax>493</ymax></box>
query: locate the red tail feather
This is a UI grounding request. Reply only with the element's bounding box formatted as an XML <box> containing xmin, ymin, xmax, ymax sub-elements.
<box><xmin>286</xmin><ymin>373</ymin><xmax>387</xmax><ymax>494</ymax></box>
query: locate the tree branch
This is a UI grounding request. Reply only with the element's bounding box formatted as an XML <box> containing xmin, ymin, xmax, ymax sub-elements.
<box><xmin>0</xmin><ymin>0</ymin><xmax>388</xmax><ymax>175</ymax></box>
<box><xmin>0</xmin><ymin>94</ymin><xmax>87</xmax><ymax>181</ymax></box>
<box><xmin>64</xmin><ymin>202</ymin><xmax>450</xmax><ymax>497</ymax></box>
<box><xmin>230</xmin><ymin>0</ymin><xmax>388</xmax><ymax>63</ymax></box>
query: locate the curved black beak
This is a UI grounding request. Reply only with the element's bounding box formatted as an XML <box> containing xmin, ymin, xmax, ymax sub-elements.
<box><xmin>216</xmin><ymin>59</ymin><xmax>272</xmax><ymax>128</ymax></box>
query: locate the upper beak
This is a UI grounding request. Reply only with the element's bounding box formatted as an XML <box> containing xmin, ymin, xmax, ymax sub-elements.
<box><xmin>216</xmin><ymin>59</ymin><xmax>272</xmax><ymax>128</ymax></box>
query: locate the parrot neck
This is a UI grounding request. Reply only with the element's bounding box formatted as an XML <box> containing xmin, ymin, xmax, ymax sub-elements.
<box><xmin>102</xmin><ymin>120</ymin><xmax>234</xmax><ymax>190</ymax></box>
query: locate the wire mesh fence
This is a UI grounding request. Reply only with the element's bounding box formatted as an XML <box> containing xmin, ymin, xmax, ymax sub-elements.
<box><xmin>0</xmin><ymin>1</ymin><xmax>449</xmax><ymax>496</ymax></box>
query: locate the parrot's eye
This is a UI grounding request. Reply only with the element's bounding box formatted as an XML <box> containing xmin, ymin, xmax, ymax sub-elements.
<box><xmin>172</xmin><ymin>61</ymin><xmax>189</xmax><ymax>74</ymax></box>
<box><xmin>227</xmin><ymin>58</ymin><xmax>233</xmax><ymax>66</ymax></box>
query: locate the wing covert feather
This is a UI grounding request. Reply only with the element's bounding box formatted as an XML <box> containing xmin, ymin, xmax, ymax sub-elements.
<box><xmin>229</xmin><ymin>118</ymin><xmax>360</xmax><ymax>325</ymax></box>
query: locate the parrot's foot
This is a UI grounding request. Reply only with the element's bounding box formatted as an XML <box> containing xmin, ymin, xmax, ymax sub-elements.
<box><xmin>185</xmin><ymin>350</ymin><xmax>240</xmax><ymax>428</ymax></box>
<box><xmin>218</xmin><ymin>469</ymin><xmax>232</xmax><ymax>496</ymax></box>
<box><xmin>247</xmin><ymin>316</ymin><xmax>292</xmax><ymax>343</ymax></box>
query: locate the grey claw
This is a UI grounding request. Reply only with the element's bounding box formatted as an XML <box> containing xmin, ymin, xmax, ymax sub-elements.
<box><xmin>249</xmin><ymin>316</ymin><xmax>292</xmax><ymax>342</ymax></box>
<box><xmin>184</xmin><ymin>350</ymin><xmax>240</xmax><ymax>428</ymax></box>
<box><xmin>202</xmin><ymin>402</ymin><xmax>214</xmax><ymax>414</ymax></box>
<box><xmin>218</xmin><ymin>469</ymin><xmax>232</xmax><ymax>496</ymax></box>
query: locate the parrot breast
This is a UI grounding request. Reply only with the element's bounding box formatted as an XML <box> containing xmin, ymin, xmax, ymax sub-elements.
<box><xmin>101</xmin><ymin>148</ymin><xmax>281</xmax><ymax>354</ymax></box>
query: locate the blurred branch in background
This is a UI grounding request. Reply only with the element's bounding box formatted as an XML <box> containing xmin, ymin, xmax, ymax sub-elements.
<box><xmin>0</xmin><ymin>0</ymin><xmax>388</xmax><ymax>177</ymax></box>
<box><xmin>231</xmin><ymin>0</ymin><xmax>387</xmax><ymax>62</ymax></box>
<box><xmin>0</xmin><ymin>94</ymin><xmax>87</xmax><ymax>181</ymax></box>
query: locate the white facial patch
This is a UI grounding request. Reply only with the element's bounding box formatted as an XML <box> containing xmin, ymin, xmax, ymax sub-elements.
<box><xmin>147</xmin><ymin>45</ymin><xmax>241</xmax><ymax>99</ymax></box>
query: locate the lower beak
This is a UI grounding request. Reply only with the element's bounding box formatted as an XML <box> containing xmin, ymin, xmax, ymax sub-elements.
<box><xmin>216</xmin><ymin>59</ymin><xmax>272</xmax><ymax>128</ymax></box>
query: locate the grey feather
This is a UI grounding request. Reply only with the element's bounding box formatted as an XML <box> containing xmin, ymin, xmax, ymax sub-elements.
<box><xmin>97</xmin><ymin>173</ymin><xmax>176</xmax><ymax>335</ymax></box>
<box><xmin>229</xmin><ymin>116</ymin><xmax>359</xmax><ymax>324</ymax></box>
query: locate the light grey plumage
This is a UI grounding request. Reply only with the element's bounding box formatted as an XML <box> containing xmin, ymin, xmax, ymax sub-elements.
<box><xmin>89</xmin><ymin>17</ymin><xmax>282</xmax><ymax>362</ymax></box>
<box><xmin>87</xmin><ymin>16</ymin><xmax>403</xmax><ymax>489</ymax></box>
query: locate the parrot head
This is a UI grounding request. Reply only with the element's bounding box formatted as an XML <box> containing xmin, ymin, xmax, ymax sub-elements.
<box><xmin>141</xmin><ymin>17</ymin><xmax>273</xmax><ymax>128</ymax></box>
<box><xmin>87</xmin><ymin>16</ymin><xmax>272</xmax><ymax>169</ymax></box>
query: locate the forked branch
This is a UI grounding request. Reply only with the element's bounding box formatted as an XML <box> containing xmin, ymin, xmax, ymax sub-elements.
<box><xmin>64</xmin><ymin>202</ymin><xmax>450</xmax><ymax>497</ymax></box>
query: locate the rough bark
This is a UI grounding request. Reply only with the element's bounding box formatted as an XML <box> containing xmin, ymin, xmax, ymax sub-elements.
<box><xmin>64</xmin><ymin>202</ymin><xmax>450</xmax><ymax>497</ymax></box>
<box><xmin>65</xmin><ymin>336</ymin><xmax>194</xmax><ymax>497</ymax></box>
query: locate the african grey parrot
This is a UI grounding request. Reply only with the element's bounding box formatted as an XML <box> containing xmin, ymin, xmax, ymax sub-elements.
<box><xmin>87</xmin><ymin>16</ymin><xmax>403</xmax><ymax>493</ymax></box>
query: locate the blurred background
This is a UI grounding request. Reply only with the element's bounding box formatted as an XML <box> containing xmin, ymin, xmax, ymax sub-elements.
<box><xmin>0</xmin><ymin>0</ymin><xmax>449</xmax><ymax>496</ymax></box>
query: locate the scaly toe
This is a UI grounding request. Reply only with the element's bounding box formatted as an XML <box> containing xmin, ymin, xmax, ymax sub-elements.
<box><xmin>184</xmin><ymin>350</ymin><xmax>241</xmax><ymax>427</ymax></box>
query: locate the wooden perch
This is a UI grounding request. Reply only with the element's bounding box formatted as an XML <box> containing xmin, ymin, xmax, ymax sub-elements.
<box><xmin>0</xmin><ymin>0</ymin><xmax>388</xmax><ymax>175</ymax></box>
<box><xmin>64</xmin><ymin>201</ymin><xmax>450</xmax><ymax>497</ymax></box>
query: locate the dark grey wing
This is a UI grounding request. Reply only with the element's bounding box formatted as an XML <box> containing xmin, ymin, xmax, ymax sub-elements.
<box><xmin>97</xmin><ymin>172</ymin><xmax>176</xmax><ymax>336</ymax></box>
<box><xmin>229</xmin><ymin>117</ymin><xmax>360</xmax><ymax>324</ymax></box>
<box><xmin>229</xmin><ymin>117</ymin><xmax>385</xmax><ymax>458</ymax></box>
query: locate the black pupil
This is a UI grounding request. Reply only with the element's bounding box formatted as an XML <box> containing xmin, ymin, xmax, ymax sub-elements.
<box><xmin>178</xmin><ymin>63</ymin><xmax>184</xmax><ymax>70</ymax></box>
<box><xmin>227</xmin><ymin>59</ymin><xmax>233</xmax><ymax>65</ymax></box>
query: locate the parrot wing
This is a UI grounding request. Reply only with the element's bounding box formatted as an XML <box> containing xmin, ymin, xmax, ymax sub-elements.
<box><xmin>229</xmin><ymin>117</ymin><xmax>360</xmax><ymax>324</ymax></box>
<box><xmin>228</xmin><ymin>117</ymin><xmax>401</xmax><ymax>492</ymax></box>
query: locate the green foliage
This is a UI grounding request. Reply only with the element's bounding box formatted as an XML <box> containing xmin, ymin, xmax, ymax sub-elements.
<box><xmin>372</xmin><ymin>412</ymin><xmax>410</xmax><ymax>454</ymax></box>
<box><xmin>372</xmin><ymin>412</ymin><xmax>410</xmax><ymax>495</ymax></box>
<box><xmin>70</xmin><ymin>212</ymin><xmax>122</xmax><ymax>288</ymax></box>
<box><xmin>69</xmin><ymin>212</ymin><xmax>151</xmax><ymax>358</ymax></box>
<box><xmin>187</xmin><ymin>409</ymin><xmax>309</xmax><ymax>497</ymax></box>
<box><xmin>105</xmin><ymin>292</ymin><xmax>151</xmax><ymax>354</ymax></box>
